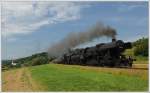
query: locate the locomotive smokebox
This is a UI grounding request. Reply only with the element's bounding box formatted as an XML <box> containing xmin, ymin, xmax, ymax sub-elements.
<box><xmin>124</xmin><ymin>42</ymin><xmax>132</xmax><ymax>49</ymax></box>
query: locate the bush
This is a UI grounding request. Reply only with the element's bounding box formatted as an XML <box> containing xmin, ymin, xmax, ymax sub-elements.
<box><xmin>133</xmin><ymin>37</ymin><xmax>148</xmax><ymax>56</ymax></box>
<box><xmin>31</xmin><ymin>57</ymin><xmax>48</xmax><ymax>66</ymax></box>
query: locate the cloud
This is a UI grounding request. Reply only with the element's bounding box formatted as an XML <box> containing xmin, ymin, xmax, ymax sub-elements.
<box><xmin>2</xmin><ymin>2</ymin><xmax>89</xmax><ymax>38</ymax></box>
<box><xmin>7</xmin><ymin>37</ymin><xmax>17</xmax><ymax>42</ymax></box>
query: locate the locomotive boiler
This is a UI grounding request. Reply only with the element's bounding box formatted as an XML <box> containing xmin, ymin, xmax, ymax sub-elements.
<box><xmin>55</xmin><ymin>39</ymin><xmax>135</xmax><ymax>67</ymax></box>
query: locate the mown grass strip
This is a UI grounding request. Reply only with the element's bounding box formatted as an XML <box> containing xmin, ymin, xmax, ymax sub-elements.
<box><xmin>29</xmin><ymin>64</ymin><xmax>148</xmax><ymax>91</ymax></box>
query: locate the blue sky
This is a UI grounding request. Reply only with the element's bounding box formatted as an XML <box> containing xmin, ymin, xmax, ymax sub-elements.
<box><xmin>1</xmin><ymin>1</ymin><xmax>148</xmax><ymax>60</ymax></box>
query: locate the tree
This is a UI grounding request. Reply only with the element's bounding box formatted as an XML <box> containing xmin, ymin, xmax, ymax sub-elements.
<box><xmin>133</xmin><ymin>37</ymin><xmax>148</xmax><ymax>56</ymax></box>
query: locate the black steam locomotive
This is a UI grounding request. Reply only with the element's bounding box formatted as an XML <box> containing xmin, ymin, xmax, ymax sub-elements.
<box><xmin>55</xmin><ymin>39</ymin><xmax>135</xmax><ymax>67</ymax></box>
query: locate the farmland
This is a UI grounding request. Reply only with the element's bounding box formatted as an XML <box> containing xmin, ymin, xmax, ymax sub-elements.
<box><xmin>2</xmin><ymin>63</ymin><xmax>148</xmax><ymax>92</ymax></box>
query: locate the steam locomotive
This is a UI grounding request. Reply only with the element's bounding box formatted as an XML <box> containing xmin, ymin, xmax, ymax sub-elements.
<box><xmin>55</xmin><ymin>39</ymin><xmax>135</xmax><ymax>67</ymax></box>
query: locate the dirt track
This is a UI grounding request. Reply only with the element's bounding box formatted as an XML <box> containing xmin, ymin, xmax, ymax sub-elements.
<box><xmin>2</xmin><ymin>68</ymin><xmax>42</xmax><ymax>92</ymax></box>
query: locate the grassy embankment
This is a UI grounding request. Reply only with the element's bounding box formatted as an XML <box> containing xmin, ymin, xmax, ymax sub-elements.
<box><xmin>29</xmin><ymin>64</ymin><xmax>148</xmax><ymax>91</ymax></box>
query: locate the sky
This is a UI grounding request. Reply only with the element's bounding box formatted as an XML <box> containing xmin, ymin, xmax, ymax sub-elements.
<box><xmin>1</xmin><ymin>1</ymin><xmax>149</xmax><ymax>60</ymax></box>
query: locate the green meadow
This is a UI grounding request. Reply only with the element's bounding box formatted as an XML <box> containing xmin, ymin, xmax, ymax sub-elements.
<box><xmin>28</xmin><ymin>64</ymin><xmax>148</xmax><ymax>91</ymax></box>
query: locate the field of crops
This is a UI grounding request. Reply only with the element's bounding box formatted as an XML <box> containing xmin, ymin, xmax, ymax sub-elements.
<box><xmin>2</xmin><ymin>63</ymin><xmax>148</xmax><ymax>92</ymax></box>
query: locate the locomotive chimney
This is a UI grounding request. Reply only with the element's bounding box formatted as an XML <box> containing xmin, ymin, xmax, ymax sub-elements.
<box><xmin>112</xmin><ymin>38</ymin><xmax>116</xmax><ymax>42</ymax></box>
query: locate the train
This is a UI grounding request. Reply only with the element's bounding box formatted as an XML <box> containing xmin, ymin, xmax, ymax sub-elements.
<box><xmin>54</xmin><ymin>39</ymin><xmax>135</xmax><ymax>67</ymax></box>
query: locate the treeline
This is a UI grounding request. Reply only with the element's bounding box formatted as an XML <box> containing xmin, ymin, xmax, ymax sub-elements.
<box><xmin>133</xmin><ymin>37</ymin><xmax>148</xmax><ymax>56</ymax></box>
<box><xmin>2</xmin><ymin>52</ymin><xmax>54</xmax><ymax>71</ymax></box>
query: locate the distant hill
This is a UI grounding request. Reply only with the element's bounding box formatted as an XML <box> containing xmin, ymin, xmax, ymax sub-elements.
<box><xmin>2</xmin><ymin>52</ymin><xmax>53</xmax><ymax>70</ymax></box>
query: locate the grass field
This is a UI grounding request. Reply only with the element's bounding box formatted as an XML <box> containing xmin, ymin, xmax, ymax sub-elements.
<box><xmin>2</xmin><ymin>64</ymin><xmax>148</xmax><ymax>92</ymax></box>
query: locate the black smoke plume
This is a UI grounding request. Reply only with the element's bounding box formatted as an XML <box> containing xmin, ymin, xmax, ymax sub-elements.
<box><xmin>48</xmin><ymin>23</ymin><xmax>117</xmax><ymax>58</ymax></box>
